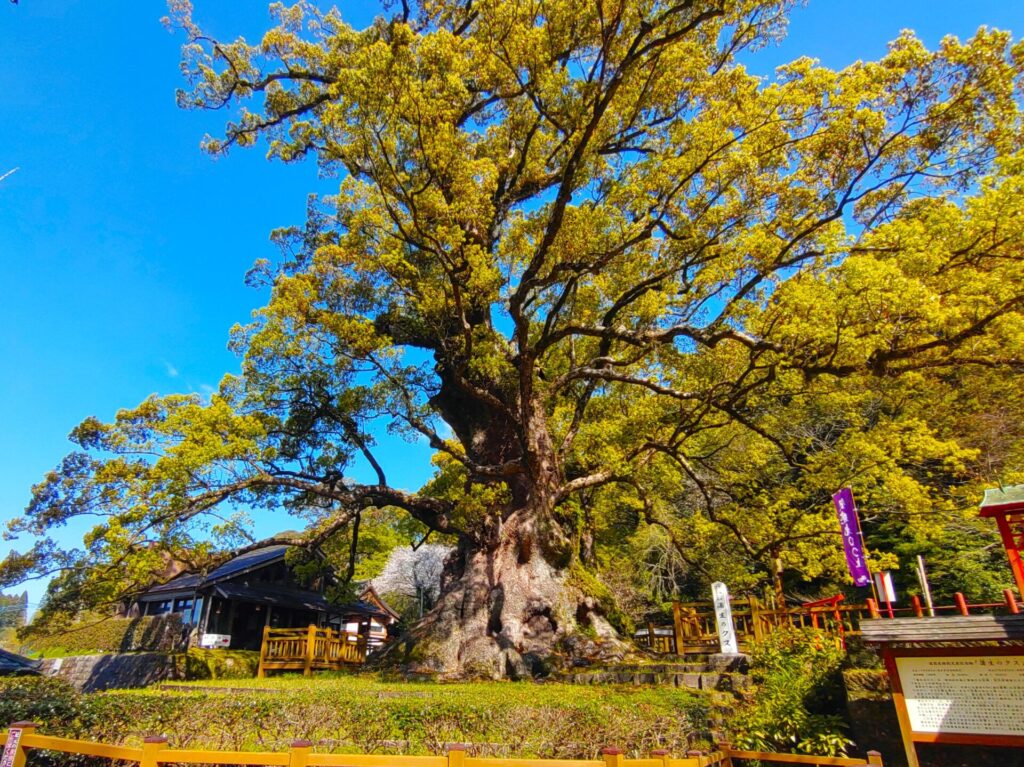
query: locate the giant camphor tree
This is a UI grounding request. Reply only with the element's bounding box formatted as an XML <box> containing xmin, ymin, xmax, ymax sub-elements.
<box><xmin>4</xmin><ymin>0</ymin><xmax>1024</xmax><ymax>677</ymax></box>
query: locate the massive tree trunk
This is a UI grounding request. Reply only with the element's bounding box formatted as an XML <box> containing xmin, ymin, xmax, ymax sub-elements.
<box><xmin>385</xmin><ymin>508</ymin><xmax>630</xmax><ymax>679</ymax></box>
<box><xmin>373</xmin><ymin>369</ymin><xmax>631</xmax><ymax>678</ymax></box>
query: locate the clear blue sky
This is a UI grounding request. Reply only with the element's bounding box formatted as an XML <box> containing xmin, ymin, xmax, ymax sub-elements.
<box><xmin>2</xmin><ymin>0</ymin><xmax>1023</xmax><ymax>613</ymax></box>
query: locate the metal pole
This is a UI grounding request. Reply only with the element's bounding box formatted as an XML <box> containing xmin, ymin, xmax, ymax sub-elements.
<box><xmin>916</xmin><ymin>555</ymin><xmax>935</xmax><ymax>617</ymax></box>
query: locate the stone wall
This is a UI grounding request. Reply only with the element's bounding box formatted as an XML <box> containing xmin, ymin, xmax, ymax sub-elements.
<box><xmin>40</xmin><ymin>652</ymin><xmax>182</xmax><ymax>692</ymax></box>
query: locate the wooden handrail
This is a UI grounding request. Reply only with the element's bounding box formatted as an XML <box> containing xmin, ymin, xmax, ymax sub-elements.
<box><xmin>0</xmin><ymin>728</ymin><xmax>884</xmax><ymax>767</ymax></box>
<box><xmin>638</xmin><ymin>595</ymin><xmax>1021</xmax><ymax>656</ymax></box>
<box><xmin>258</xmin><ymin>625</ymin><xmax>367</xmax><ymax>677</ymax></box>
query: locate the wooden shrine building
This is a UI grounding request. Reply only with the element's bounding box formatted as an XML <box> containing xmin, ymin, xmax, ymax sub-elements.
<box><xmin>133</xmin><ymin>544</ymin><xmax>335</xmax><ymax>650</ymax></box>
<box><xmin>133</xmin><ymin>542</ymin><xmax>400</xmax><ymax>652</ymax></box>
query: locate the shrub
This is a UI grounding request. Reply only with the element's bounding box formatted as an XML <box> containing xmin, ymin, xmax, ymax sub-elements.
<box><xmin>181</xmin><ymin>649</ymin><xmax>260</xmax><ymax>679</ymax></box>
<box><xmin>0</xmin><ymin>677</ymin><xmax>95</xmax><ymax>734</ymax></box>
<box><xmin>20</xmin><ymin>614</ymin><xmax>186</xmax><ymax>656</ymax></box>
<box><xmin>731</xmin><ymin>627</ymin><xmax>853</xmax><ymax>757</ymax></box>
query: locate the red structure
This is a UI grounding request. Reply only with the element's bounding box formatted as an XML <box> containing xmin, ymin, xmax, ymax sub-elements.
<box><xmin>979</xmin><ymin>485</ymin><xmax>1024</xmax><ymax>598</ymax></box>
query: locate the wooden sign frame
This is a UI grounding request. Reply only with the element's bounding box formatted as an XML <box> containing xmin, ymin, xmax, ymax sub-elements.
<box><xmin>879</xmin><ymin>644</ymin><xmax>1024</xmax><ymax>766</ymax></box>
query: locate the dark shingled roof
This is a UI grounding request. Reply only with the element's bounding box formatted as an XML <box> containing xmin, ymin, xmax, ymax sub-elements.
<box><xmin>338</xmin><ymin>599</ymin><xmax>391</xmax><ymax>621</ymax></box>
<box><xmin>0</xmin><ymin>648</ymin><xmax>41</xmax><ymax>676</ymax></box>
<box><xmin>213</xmin><ymin>582</ymin><xmax>335</xmax><ymax>613</ymax></box>
<box><xmin>140</xmin><ymin>572</ymin><xmax>203</xmax><ymax>599</ymax></box>
<box><xmin>138</xmin><ymin>544</ymin><xmax>296</xmax><ymax>601</ymax></box>
<box><xmin>204</xmin><ymin>545</ymin><xmax>291</xmax><ymax>584</ymax></box>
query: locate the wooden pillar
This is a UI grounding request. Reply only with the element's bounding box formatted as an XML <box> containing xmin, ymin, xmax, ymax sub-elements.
<box><xmin>994</xmin><ymin>514</ymin><xmax>1024</xmax><ymax>597</ymax></box>
<box><xmin>748</xmin><ymin>595</ymin><xmax>763</xmax><ymax>641</ymax></box>
<box><xmin>911</xmin><ymin>595</ymin><xmax>923</xmax><ymax>618</ymax></box>
<box><xmin>647</xmin><ymin>621</ymin><xmax>657</xmax><ymax>652</ymax></box>
<box><xmin>672</xmin><ymin>601</ymin><xmax>685</xmax><ymax>655</ymax></box>
<box><xmin>1005</xmin><ymin>588</ymin><xmax>1020</xmax><ymax>614</ymax></box>
<box><xmin>955</xmin><ymin>592</ymin><xmax>969</xmax><ymax>616</ymax></box>
<box><xmin>867</xmin><ymin>598</ymin><xmax>880</xmax><ymax>619</ymax></box>
<box><xmin>198</xmin><ymin>592</ymin><xmax>212</xmax><ymax>636</ymax></box>
<box><xmin>866</xmin><ymin>751</ymin><xmax>884</xmax><ymax>765</ymax></box>
<box><xmin>303</xmin><ymin>624</ymin><xmax>317</xmax><ymax>676</ymax></box>
<box><xmin>880</xmin><ymin>648</ymin><xmax>920</xmax><ymax>767</ymax></box>
<box><xmin>257</xmin><ymin>625</ymin><xmax>271</xmax><ymax>679</ymax></box>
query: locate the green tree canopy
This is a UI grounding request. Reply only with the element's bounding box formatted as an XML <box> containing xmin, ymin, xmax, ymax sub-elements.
<box><xmin>4</xmin><ymin>0</ymin><xmax>1024</xmax><ymax>676</ymax></box>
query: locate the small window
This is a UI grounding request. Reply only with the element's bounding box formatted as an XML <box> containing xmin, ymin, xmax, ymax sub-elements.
<box><xmin>173</xmin><ymin>597</ymin><xmax>194</xmax><ymax>615</ymax></box>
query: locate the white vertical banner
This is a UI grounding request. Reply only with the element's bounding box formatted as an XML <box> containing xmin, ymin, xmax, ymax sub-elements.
<box><xmin>0</xmin><ymin>727</ymin><xmax>24</xmax><ymax>767</ymax></box>
<box><xmin>711</xmin><ymin>581</ymin><xmax>739</xmax><ymax>654</ymax></box>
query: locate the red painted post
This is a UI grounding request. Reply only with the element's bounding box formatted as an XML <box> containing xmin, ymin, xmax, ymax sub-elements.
<box><xmin>1005</xmin><ymin>589</ymin><xmax>1020</xmax><ymax>615</ymax></box>
<box><xmin>866</xmin><ymin>598</ymin><xmax>880</xmax><ymax>619</ymax></box>
<box><xmin>954</xmin><ymin>592</ymin><xmax>969</xmax><ymax>616</ymax></box>
<box><xmin>911</xmin><ymin>595</ymin><xmax>923</xmax><ymax>618</ymax></box>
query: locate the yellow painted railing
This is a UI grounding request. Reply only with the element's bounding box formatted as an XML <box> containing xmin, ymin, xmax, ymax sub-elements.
<box><xmin>636</xmin><ymin>599</ymin><xmax>871</xmax><ymax>656</ymax></box>
<box><xmin>1</xmin><ymin>725</ymin><xmax>884</xmax><ymax>767</ymax></box>
<box><xmin>257</xmin><ymin>625</ymin><xmax>367</xmax><ymax>677</ymax></box>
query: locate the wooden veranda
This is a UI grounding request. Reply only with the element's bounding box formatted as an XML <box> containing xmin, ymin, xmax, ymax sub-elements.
<box><xmin>257</xmin><ymin>625</ymin><xmax>367</xmax><ymax>677</ymax></box>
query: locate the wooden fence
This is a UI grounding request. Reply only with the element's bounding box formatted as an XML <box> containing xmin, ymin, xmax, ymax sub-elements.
<box><xmin>636</xmin><ymin>590</ymin><xmax>1022</xmax><ymax>656</ymax></box>
<box><xmin>257</xmin><ymin>625</ymin><xmax>366</xmax><ymax>677</ymax></box>
<box><xmin>0</xmin><ymin>725</ymin><xmax>884</xmax><ymax>767</ymax></box>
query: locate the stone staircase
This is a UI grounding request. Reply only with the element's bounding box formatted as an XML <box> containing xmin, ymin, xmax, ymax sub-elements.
<box><xmin>558</xmin><ymin>654</ymin><xmax>751</xmax><ymax>694</ymax></box>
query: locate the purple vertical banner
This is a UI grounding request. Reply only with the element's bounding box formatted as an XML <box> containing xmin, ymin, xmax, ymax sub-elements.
<box><xmin>832</xmin><ymin>488</ymin><xmax>871</xmax><ymax>587</ymax></box>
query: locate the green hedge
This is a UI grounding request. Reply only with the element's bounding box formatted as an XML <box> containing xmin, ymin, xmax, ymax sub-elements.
<box><xmin>22</xmin><ymin>614</ymin><xmax>186</xmax><ymax>656</ymax></box>
<box><xmin>0</xmin><ymin>674</ymin><xmax>709</xmax><ymax>758</ymax></box>
<box><xmin>181</xmin><ymin>649</ymin><xmax>260</xmax><ymax>680</ymax></box>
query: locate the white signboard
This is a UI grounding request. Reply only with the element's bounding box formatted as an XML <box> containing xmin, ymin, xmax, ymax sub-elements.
<box><xmin>199</xmin><ymin>633</ymin><xmax>231</xmax><ymax>649</ymax></box>
<box><xmin>896</xmin><ymin>655</ymin><xmax>1024</xmax><ymax>736</ymax></box>
<box><xmin>711</xmin><ymin>581</ymin><xmax>739</xmax><ymax>654</ymax></box>
<box><xmin>0</xmin><ymin>727</ymin><xmax>23</xmax><ymax>767</ymax></box>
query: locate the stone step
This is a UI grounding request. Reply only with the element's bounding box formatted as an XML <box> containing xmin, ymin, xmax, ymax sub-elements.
<box><xmin>557</xmin><ymin>669</ymin><xmax>751</xmax><ymax>693</ymax></box>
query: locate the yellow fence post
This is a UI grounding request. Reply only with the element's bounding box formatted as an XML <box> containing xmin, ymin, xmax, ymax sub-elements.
<box><xmin>715</xmin><ymin>742</ymin><xmax>733</xmax><ymax>767</ymax></box>
<box><xmin>651</xmin><ymin>748</ymin><xmax>674</xmax><ymax>767</ymax></box>
<box><xmin>289</xmin><ymin>739</ymin><xmax>313</xmax><ymax>767</ymax></box>
<box><xmin>447</xmin><ymin>742</ymin><xmax>466</xmax><ymax>767</ymax></box>
<box><xmin>672</xmin><ymin>602</ymin><xmax>685</xmax><ymax>655</ymax></box>
<box><xmin>3</xmin><ymin>721</ymin><xmax>38</xmax><ymax>767</ymax></box>
<box><xmin>304</xmin><ymin>624</ymin><xmax>317</xmax><ymax>676</ymax></box>
<box><xmin>602</xmin><ymin>746</ymin><xmax>624</xmax><ymax>767</ymax></box>
<box><xmin>866</xmin><ymin>751</ymin><xmax>884</xmax><ymax>766</ymax></box>
<box><xmin>140</xmin><ymin>736</ymin><xmax>168</xmax><ymax>767</ymax></box>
